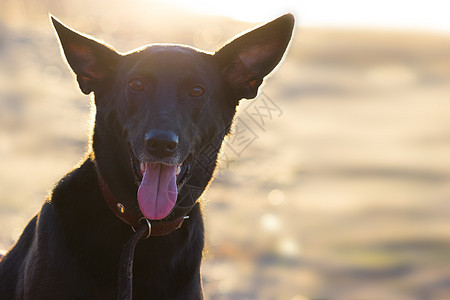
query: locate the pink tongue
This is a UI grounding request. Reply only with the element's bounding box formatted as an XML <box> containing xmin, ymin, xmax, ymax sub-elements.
<box><xmin>137</xmin><ymin>163</ymin><xmax>177</xmax><ymax>220</ymax></box>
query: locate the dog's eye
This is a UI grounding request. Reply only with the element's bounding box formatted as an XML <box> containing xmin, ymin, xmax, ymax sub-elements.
<box><xmin>189</xmin><ymin>85</ymin><xmax>204</xmax><ymax>97</ymax></box>
<box><xmin>128</xmin><ymin>79</ymin><xmax>144</xmax><ymax>91</ymax></box>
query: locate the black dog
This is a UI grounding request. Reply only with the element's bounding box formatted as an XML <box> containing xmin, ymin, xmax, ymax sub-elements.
<box><xmin>0</xmin><ymin>14</ymin><xmax>294</xmax><ymax>299</ymax></box>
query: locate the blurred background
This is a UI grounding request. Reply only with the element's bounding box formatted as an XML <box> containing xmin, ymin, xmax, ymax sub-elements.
<box><xmin>1</xmin><ymin>0</ymin><xmax>450</xmax><ymax>299</ymax></box>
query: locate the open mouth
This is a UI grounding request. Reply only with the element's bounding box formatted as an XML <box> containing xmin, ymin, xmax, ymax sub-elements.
<box><xmin>131</xmin><ymin>153</ymin><xmax>191</xmax><ymax>220</ymax></box>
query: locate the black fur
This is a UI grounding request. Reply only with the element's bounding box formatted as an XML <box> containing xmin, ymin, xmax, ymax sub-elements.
<box><xmin>0</xmin><ymin>14</ymin><xmax>294</xmax><ymax>299</ymax></box>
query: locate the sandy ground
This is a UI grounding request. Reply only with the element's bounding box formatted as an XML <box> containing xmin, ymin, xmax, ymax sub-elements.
<box><xmin>1</xmin><ymin>3</ymin><xmax>450</xmax><ymax>299</ymax></box>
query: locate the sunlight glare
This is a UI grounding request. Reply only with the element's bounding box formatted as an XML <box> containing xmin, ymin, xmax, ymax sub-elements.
<box><xmin>165</xmin><ymin>0</ymin><xmax>297</xmax><ymax>22</ymax></box>
<box><xmin>165</xmin><ymin>0</ymin><xmax>450</xmax><ymax>32</ymax></box>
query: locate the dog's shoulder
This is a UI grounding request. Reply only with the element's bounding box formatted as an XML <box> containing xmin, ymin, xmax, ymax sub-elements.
<box><xmin>0</xmin><ymin>214</ymin><xmax>37</xmax><ymax>296</ymax></box>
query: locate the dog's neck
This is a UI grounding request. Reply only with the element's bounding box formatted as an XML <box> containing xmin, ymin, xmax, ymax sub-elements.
<box><xmin>95</xmin><ymin>165</ymin><xmax>187</xmax><ymax>236</ymax></box>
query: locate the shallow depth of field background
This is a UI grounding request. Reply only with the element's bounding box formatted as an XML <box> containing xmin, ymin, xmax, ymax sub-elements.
<box><xmin>1</xmin><ymin>1</ymin><xmax>450</xmax><ymax>299</ymax></box>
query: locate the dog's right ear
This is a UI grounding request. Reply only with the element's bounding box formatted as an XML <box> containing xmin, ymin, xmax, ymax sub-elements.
<box><xmin>51</xmin><ymin>16</ymin><xmax>120</xmax><ymax>95</ymax></box>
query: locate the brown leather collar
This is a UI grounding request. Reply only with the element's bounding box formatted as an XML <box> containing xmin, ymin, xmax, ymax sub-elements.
<box><xmin>96</xmin><ymin>166</ymin><xmax>185</xmax><ymax>237</ymax></box>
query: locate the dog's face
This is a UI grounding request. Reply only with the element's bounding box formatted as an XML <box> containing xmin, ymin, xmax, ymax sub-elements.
<box><xmin>117</xmin><ymin>45</ymin><xmax>222</xmax><ymax>169</ymax></box>
<box><xmin>52</xmin><ymin>15</ymin><xmax>294</xmax><ymax>220</ymax></box>
<box><xmin>115</xmin><ymin>46</ymin><xmax>227</xmax><ymax>219</ymax></box>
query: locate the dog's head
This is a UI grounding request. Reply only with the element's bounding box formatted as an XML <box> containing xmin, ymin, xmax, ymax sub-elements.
<box><xmin>52</xmin><ymin>15</ymin><xmax>294</xmax><ymax>221</ymax></box>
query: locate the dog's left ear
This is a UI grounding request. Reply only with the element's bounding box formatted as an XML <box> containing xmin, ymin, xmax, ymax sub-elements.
<box><xmin>51</xmin><ymin>16</ymin><xmax>120</xmax><ymax>95</ymax></box>
<box><xmin>214</xmin><ymin>14</ymin><xmax>294</xmax><ymax>100</ymax></box>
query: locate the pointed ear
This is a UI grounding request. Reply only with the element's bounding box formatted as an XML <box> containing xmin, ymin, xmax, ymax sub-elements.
<box><xmin>51</xmin><ymin>16</ymin><xmax>120</xmax><ymax>95</ymax></box>
<box><xmin>214</xmin><ymin>14</ymin><xmax>294</xmax><ymax>100</ymax></box>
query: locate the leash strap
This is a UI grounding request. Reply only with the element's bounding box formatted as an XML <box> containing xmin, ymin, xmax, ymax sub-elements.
<box><xmin>118</xmin><ymin>222</ymin><xmax>149</xmax><ymax>300</ymax></box>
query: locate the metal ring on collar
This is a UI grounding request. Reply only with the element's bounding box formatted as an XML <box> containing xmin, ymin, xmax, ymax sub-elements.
<box><xmin>132</xmin><ymin>218</ymin><xmax>151</xmax><ymax>239</ymax></box>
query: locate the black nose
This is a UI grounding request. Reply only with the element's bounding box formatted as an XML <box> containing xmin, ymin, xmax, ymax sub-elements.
<box><xmin>145</xmin><ymin>130</ymin><xmax>179</xmax><ymax>158</ymax></box>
